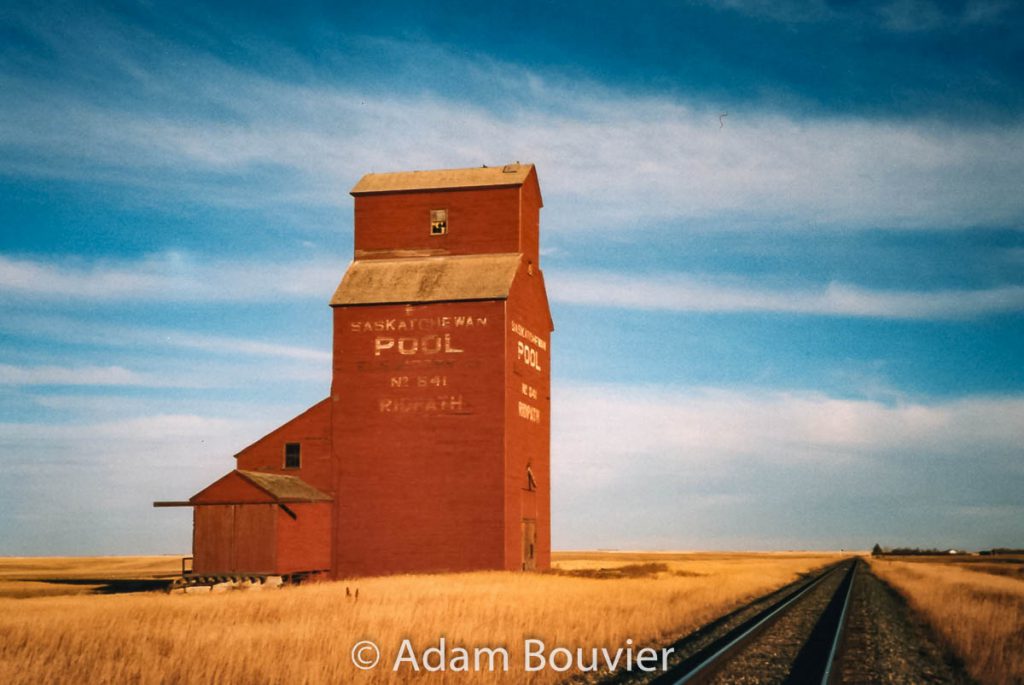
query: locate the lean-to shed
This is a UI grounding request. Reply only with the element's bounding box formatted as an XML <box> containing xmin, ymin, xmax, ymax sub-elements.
<box><xmin>188</xmin><ymin>470</ymin><xmax>332</xmax><ymax>576</ymax></box>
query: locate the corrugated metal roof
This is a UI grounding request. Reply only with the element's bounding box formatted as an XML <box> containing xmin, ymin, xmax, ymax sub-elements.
<box><xmin>237</xmin><ymin>470</ymin><xmax>332</xmax><ymax>502</ymax></box>
<box><xmin>351</xmin><ymin>163</ymin><xmax>534</xmax><ymax>195</ymax></box>
<box><xmin>331</xmin><ymin>253</ymin><xmax>522</xmax><ymax>306</ymax></box>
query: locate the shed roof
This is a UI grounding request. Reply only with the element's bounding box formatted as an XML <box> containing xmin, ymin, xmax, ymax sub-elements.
<box><xmin>236</xmin><ymin>470</ymin><xmax>332</xmax><ymax>502</ymax></box>
<box><xmin>331</xmin><ymin>253</ymin><xmax>522</xmax><ymax>306</ymax></box>
<box><xmin>351</xmin><ymin>163</ymin><xmax>534</xmax><ymax>195</ymax></box>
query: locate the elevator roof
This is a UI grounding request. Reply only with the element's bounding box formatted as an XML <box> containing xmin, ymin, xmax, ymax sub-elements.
<box><xmin>351</xmin><ymin>163</ymin><xmax>534</xmax><ymax>195</ymax></box>
<box><xmin>331</xmin><ymin>253</ymin><xmax>523</xmax><ymax>305</ymax></box>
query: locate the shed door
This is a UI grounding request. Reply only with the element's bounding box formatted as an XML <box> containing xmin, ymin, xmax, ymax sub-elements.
<box><xmin>233</xmin><ymin>504</ymin><xmax>277</xmax><ymax>573</ymax></box>
<box><xmin>195</xmin><ymin>505</ymin><xmax>235</xmax><ymax>573</ymax></box>
<box><xmin>521</xmin><ymin>519</ymin><xmax>536</xmax><ymax>571</ymax></box>
<box><xmin>194</xmin><ymin>504</ymin><xmax>277</xmax><ymax>574</ymax></box>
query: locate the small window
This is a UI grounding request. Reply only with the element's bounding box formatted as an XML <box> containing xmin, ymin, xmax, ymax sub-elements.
<box><xmin>284</xmin><ymin>443</ymin><xmax>301</xmax><ymax>469</ymax></box>
<box><xmin>430</xmin><ymin>209</ymin><xmax>448</xmax><ymax>236</ymax></box>
<box><xmin>526</xmin><ymin>464</ymin><xmax>537</xmax><ymax>491</ymax></box>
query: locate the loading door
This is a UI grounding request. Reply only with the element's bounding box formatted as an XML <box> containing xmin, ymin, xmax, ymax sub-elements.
<box><xmin>521</xmin><ymin>519</ymin><xmax>537</xmax><ymax>571</ymax></box>
<box><xmin>194</xmin><ymin>503</ymin><xmax>276</xmax><ymax>574</ymax></box>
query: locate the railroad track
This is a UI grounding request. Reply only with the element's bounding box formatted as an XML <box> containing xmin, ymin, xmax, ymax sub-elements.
<box><xmin>645</xmin><ymin>559</ymin><xmax>857</xmax><ymax>685</ymax></box>
<box><xmin>591</xmin><ymin>559</ymin><xmax>859</xmax><ymax>685</ymax></box>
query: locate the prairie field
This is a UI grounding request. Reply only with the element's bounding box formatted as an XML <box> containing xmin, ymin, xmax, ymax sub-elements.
<box><xmin>869</xmin><ymin>556</ymin><xmax>1024</xmax><ymax>685</ymax></box>
<box><xmin>0</xmin><ymin>555</ymin><xmax>182</xmax><ymax>599</ymax></box>
<box><xmin>0</xmin><ymin>551</ymin><xmax>836</xmax><ymax>684</ymax></box>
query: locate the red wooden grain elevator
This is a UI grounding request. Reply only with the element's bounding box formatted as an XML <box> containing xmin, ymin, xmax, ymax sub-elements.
<box><xmin>158</xmin><ymin>163</ymin><xmax>552</xmax><ymax>578</ymax></box>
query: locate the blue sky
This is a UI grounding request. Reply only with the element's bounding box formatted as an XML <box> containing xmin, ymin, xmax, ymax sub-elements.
<box><xmin>1</xmin><ymin>0</ymin><xmax>1022</xmax><ymax>554</ymax></box>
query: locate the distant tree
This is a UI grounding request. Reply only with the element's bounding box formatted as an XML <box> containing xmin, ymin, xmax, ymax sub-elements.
<box><xmin>871</xmin><ymin>543</ymin><xmax>884</xmax><ymax>557</ymax></box>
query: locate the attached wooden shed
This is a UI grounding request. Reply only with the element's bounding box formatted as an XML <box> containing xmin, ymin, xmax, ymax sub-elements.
<box><xmin>188</xmin><ymin>470</ymin><xmax>332</xmax><ymax>576</ymax></box>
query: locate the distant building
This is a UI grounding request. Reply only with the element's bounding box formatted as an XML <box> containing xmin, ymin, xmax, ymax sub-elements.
<box><xmin>158</xmin><ymin>164</ymin><xmax>552</xmax><ymax>579</ymax></box>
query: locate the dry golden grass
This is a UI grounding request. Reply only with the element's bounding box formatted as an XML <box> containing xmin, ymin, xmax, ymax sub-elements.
<box><xmin>869</xmin><ymin>557</ymin><xmax>1024</xmax><ymax>685</ymax></box>
<box><xmin>874</xmin><ymin>553</ymin><xmax>1024</xmax><ymax>580</ymax></box>
<box><xmin>0</xmin><ymin>552</ymin><xmax>835</xmax><ymax>684</ymax></box>
<box><xmin>0</xmin><ymin>555</ymin><xmax>182</xmax><ymax>598</ymax></box>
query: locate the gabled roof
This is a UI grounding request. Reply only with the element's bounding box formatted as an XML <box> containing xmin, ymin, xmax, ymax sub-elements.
<box><xmin>331</xmin><ymin>253</ymin><xmax>522</xmax><ymax>306</ymax></box>
<box><xmin>187</xmin><ymin>469</ymin><xmax>332</xmax><ymax>505</ymax></box>
<box><xmin>233</xmin><ymin>398</ymin><xmax>330</xmax><ymax>459</ymax></box>
<box><xmin>237</xmin><ymin>470</ymin><xmax>332</xmax><ymax>502</ymax></box>
<box><xmin>350</xmin><ymin>163</ymin><xmax>534</xmax><ymax>195</ymax></box>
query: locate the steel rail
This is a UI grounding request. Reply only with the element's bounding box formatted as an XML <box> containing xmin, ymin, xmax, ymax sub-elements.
<box><xmin>648</xmin><ymin>559</ymin><xmax>856</xmax><ymax>685</ymax></box>
<box><xmin>783</xmin><ymin>559</ymin><xmax>858</xmax><ymax>683</ymax></box>
<box><xmin>819</xmin><ymin>560</ymin><xmax>857</xmax><ymax>684</ymax></box>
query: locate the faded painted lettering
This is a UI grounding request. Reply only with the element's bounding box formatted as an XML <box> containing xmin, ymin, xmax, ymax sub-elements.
<box><xmin>352</xmin><ymin>317</ymin><xmax>488</xmax><ymax>334</ymax></box>
<box><xmin>379</xmin><ymin>395</ymin><xmax>466</xmax><ymax>414</ymax></box>
<box><xmin>518</xmin><ymin>400</ymin><xmax>541</xmax><ymax>424</ymax></box>
<box><xmin>390</xmin><ymin>375</ymin><xmax>449</xmax><ymax>389</ymax></box>
<box><xmin>510</xmin><ymin>321</ymin><xmax>547</xmax><ymax>351</ymax></box>
<box><xmin>374</xmin><ymin>334</ymin><xmax>464</xmax><ymax>357</ymax></box>
<box><xmin>517</xmin><ymin>341</ymin><xmax>542</xmax><ymax>371</ymax></box>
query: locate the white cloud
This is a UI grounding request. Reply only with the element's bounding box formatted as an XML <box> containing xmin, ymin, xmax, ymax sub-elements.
<box><xmin>0</xmin><ymin>312</ymin><xmax>331</xmax><ymax>364</ymax></box>
<box><xmin>877</xmin><ymin>0</ymin><xmax>1010</xmax><ymax>32</ymax></box>
<box><xmin>0</xmin><ymin>252</ymin><xmax>343</xmax><ymax>302</ymax></box>
<box><xmin>0</xmin><ymin>363</ymin><xmax>159</xmax><ymax>386</ymax></box>
<box><xmin>0</xmin><ymin>357</ymin><xmax>326</xmax><ymax>389</ymax></box>
<box><xmin>552</xmin><ymin>383</ymin><xmax>1024</xmax><ymax>548</ymax></box>
<box><xmin>0</xmin><ymin>412</ymin><xmax>267</xmax><ymax>554</ymax></box>
<box><xmin>550</xmin><ymin>271</ymin><xmax>1024</xmax><ymax>319</ymax></box>
<box><xmin>4</xmin><ymin>253</ymin><xmax>1023</xmax><ymax>320</ymax></box>
<box><xmin>0</xmin><ymin>413</ymin><xmax>247</xmax><ymax>444</ymax></box>
<box><xmin>1</xmin><ymin>28</ymin><xmax>1022</xmax><ymax>231</ymax></box>
<box><xmin>162</xmin><ymin>332</ymin><xmax>330</xmax><ymax>362</ymax></box>
<box><xmin>3</xmin><ymin>379</ymin><xmax>1022</xmax><ymax>552</ymax></box>
<box><xmin>554</xmin><ymin>384</ymin><xmax>1024</xmax><ymax>473</ymax></box>
<box><xmin>705</xmin><ymin>0</ymin><xmax>1012</xmax><ymax>30</ymax></box>
<box><xmin>1</xmin><ymin>411</ymin><xmax>239</xmax><ymax>444</ymax></box>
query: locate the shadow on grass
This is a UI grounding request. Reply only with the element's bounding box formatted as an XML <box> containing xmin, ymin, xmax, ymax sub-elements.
<box><xmin>545</xmin><ymin>562</ymin><xmax>683</xmax><ymax>579</ymax></box>
<box><xmin>17</xmin><ymin>578</ymin><xmax>172</xmax><ymax>594</ymax></box>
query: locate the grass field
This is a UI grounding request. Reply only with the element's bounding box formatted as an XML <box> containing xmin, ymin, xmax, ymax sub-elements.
<box><xmin>869</xmin><ymin>556</ymin><xmax>1024</xmax><ymax>685</ymax></box>
<box><xmin>0</xmin><ymin>555</ymin><xmax>182</xmax><ymax>598</ymax></box>
<box><xmin>0</xmin><ymin>552</ymin><xmax>835</xmax><ymax>684</ymax></box>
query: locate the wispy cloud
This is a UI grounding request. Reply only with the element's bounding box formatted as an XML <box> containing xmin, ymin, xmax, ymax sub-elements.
<box><xmin>551</xmin><ymin>271</ymin><xmax>1024</xmax><ymax>319</ymax></box>
<box><xmin>0</xmin><ymin>412</ymin><xmax>268</xmax><ymax>554</ymax></box>
<box><xmin>555</xmin><ymin>384</ymin><xmax>1024</xmax><ymax>474</ymax></box>
<box><xmin>1</xmin><ymin>16</ymin><xmax>1023</xmax><ymax>231</ymax></box>
<box><xmin>0</xmin><ymin>312</ymin><xmax>330</xmax><ymax>363</ymax></box>
<box><xmin>0</xmin><ymin>252</ymin><xmax>342</xmax><ymax>302</ymax></box>
<box><xmin>877</xmin><ymin>0</ymin><xmax>1011</xmax><ymax>32</ymax></box>
<box><xmin>0</xmin><ymin>413</ymin><xmax>249</xmax><ymax>444</ymax></box>
<box><xmin>6</xmin><ymin>253</ymin><xmax>1022</xmax><ymax>320</ymax></box>
<box><xmin>157</xmin><ymin>331</ymin><xmax>330</xmax><ymax>362</ymax></box>
<box><xmin>6</xmin><ymin>383</ymin><xmax>1022</xmax><ymax>552</ymax></box>
<box><xmin>707</xmin><ymin>0</ymin><xmax>835</xmax><ymax>23</ymax></box>
<box><xmin>708</xmin><ymin>0</ymin><xmax>1013</xmax><ymax>31</ymax></box>
<box><xmin>0</xmin><ymin>363</ymin><xmax>172</xmax><ymax>387</ymax></box>
<box><xmin>553</xmin><ymin>383</ymin><xmax>1024</xmax><ymax>548</ymax></box>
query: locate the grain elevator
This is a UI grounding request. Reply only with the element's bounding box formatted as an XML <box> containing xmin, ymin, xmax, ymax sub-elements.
<box><xmin>158</xmin><ymin>163</ymin><xmax>552</xmax><ymax>579</ymax></box>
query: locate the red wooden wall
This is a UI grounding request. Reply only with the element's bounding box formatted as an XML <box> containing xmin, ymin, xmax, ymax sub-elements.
<box><xmin>331</xmin><ymin>300</ymin><xmax>508</xmax><ymax>575</ymax></box>
<box><xmin>276</xmin><ymin>503</ymin><xmax>332</xmax><ymax>574</ymax></box>
<box><xmin>190</xmin><ymin>472</ymin><xmax>331</xmax><ymax>575</ymax></box>
<box><xmin>352</xmin><ymin>172</ymin><xmax>540</xmax><ymax>264</ymax></box>
<box><xmin>234</xmin><ymin>398</ymin><xmax>333</xmax><ymax>495</ymax></box>
<box><xmin>193</xmin><ymin>504</ymin><xmax>276</xmax><ymax>574</ymax></box>
<box><xmin>504</xmin><ymin>258</ymin><xmax>553</xmax><ymax>570</ymax></box>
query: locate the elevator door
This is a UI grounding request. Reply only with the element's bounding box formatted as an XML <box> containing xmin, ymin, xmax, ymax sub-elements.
<box><xmin>521</xmin><ymin>519</ymin><xmax>536</xmax><ymax>571</ymax></box>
